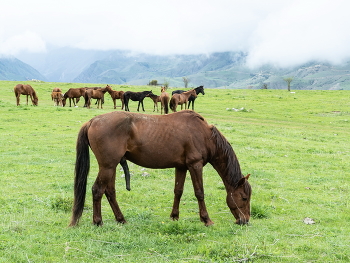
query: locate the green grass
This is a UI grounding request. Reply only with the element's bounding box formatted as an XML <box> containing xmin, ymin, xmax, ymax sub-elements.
<box><xmin>0</xmin><ymin>80</ymin><xmax>349</xmax><ymax>262</ymax></box>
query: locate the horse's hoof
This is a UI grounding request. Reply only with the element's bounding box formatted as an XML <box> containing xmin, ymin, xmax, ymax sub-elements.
<box><xmin>204</xmin><ymin>220</ymin><xmax>214</xmax><ymax>226</ymax></box>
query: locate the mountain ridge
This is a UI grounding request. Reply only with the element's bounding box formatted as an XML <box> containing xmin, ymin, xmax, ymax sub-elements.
<box><xmin>8</xmin><ymin>48</ymin><xmax>350</xmax><ymax>90</ymax></box>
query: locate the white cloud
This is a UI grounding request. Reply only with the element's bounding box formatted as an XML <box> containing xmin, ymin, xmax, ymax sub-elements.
<box><xmin>0</xmin><ymin>31</ymin><xmax>46</xmax><ymax>56</ymax></box>
<box><xmin>1</xmin><ymin>0</ymin><xmax>350</xmax><ymax>67</ymax></box>
<box><xmin>246</xmin><ymin>0</ymin><xmax>350</xmax><ymax>68</ymax></box>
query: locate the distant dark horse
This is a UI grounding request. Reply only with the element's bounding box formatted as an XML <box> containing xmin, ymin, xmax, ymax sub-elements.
<box><xmin>123</xmin><ymin>90</ymin><xmax>153</xmax><ymax>111</ymax></box>
<box><xmin>69</xmin><ymin>110</ymin><xmax>251</xmax><ymax>227</ymax></box>
<box><xmin>172</xmin><ymin>85</ymin><xmax>205</xmax><ymax>110</ymax></box>
<box><xmin>14</xmin><ymin>84</ymin><xmax>38</xmax><ymax>106</ymax></box>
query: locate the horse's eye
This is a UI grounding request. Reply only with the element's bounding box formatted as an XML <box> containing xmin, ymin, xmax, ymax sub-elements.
<box><xmin>242</xmin><ymin>197</ymin><xmax>247</xmax><ymax>201</ymax></box>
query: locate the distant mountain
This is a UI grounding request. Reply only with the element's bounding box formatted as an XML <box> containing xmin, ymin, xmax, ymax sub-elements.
<box><xmin>73</xmin><ymin>51</ymin><xmax>247</xmax><ymax>87</ymax></box>
<box><xmin>17</xmin><ymin>47</ymin><xmax>115</xmax><ymax>83</ymax></box>
<box><xmin>12</xmin><ymin>47</ymin><xmax>350</xmax><ymax>90</ymax></box>
<box><xmin>0</xmin><ymin>57</ymin><xmax>46</xmax><ymax>81</ymax></box>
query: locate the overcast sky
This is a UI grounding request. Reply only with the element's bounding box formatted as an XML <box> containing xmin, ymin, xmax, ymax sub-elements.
<box><xmin>1</xmin><ymin>0</ymin><xmax>350</xmax><ymax>68</ymax></box>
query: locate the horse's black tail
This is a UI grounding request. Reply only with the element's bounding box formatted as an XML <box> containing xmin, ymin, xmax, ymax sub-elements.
<box><xmin>69</xmin><ymin>122</ymin><xmax>91</xmax><ymax>226</ymax></box>
<box><xmin>123</xmin><ymin>93</ymin><xmax>129</xmax><ymax>111</ymax></box>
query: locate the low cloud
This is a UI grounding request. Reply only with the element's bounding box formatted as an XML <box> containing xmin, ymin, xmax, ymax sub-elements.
<box><xmin>246</xmin><ymin>0</ymin><xmax>350</xmax><ymax>68</ymax></box>
<box><xmin>1</xmin><ymin>0</ymin><xmax>350</xmax><ymax>68</ymax></box>
<box><xmin>0</xmin><ymin>31</ymin><xmax>46</xmax><ymax>56</ymax></box>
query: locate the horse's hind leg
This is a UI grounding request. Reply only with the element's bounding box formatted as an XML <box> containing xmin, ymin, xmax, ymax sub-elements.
<box><xmin>92</xmin><ymin>167</ymin><xmax>126</xmax><ymax>225</ymax></box>
<box><xmin>104</xmin><ymin>171</ymin><xmax>127</xmax><ymax>224</ymax></box>
<box><xmin>170</xmin><ymin>168</ymin><xmax>187</xmax><ymax>221</ymax></box>
<box><xmin>188</xmin><ymin>163</ymin><xmax>214</xmax><ymax>226</ymax></box>
<box><xmin>15</xmin><ymin>94</ymin><xmax>20</xmax><ymax>106</ymax></box>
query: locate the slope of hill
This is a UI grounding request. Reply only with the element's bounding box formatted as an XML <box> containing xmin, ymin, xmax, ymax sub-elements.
<box><xmin>10</xmin><ymin>48</ymin><xmax>350</xmax><ymax>90</ymax></box>
<box><xmin>73</xmin><ymin>51</ymin><xmax>350</xmax><ymax>90</ymax></box>
<box><xmin>72</xmin><ymin>51</ymin><xmax>247</xmax><ymax>87</ymax></box>
<box><xmin>0</xmin><ymin>57</ymin><xmax>46</xmax><ymax>81</ymax></box>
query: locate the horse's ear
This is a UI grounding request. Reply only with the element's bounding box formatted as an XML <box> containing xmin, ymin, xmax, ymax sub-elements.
<box><xmin>237</xmin><ymin>174</ymin><xmax>250</xmax><ymax>187</ymax></box>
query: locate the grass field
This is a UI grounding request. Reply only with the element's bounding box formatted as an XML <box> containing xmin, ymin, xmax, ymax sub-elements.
<box><xmin>0</xmin><ymin>80</ymin><xmax>349</xmax><ymax>262</ymax></box>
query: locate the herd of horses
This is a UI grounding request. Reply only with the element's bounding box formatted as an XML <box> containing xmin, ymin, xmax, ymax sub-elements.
<box><xmin>13</xmin><ymin>84</ymin><xmax>205</xmax><ymax>113</ymax></box>
<box><xmin>13</xmin><ymin>83</ymin><xmax>252</xmax><ymax>227</ymax></box>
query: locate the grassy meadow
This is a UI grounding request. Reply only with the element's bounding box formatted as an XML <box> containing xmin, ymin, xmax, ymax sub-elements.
<box><xmin>0</xmin><ymin>80</ymin><xmax>349</xmax><ymax>262</ymax></box>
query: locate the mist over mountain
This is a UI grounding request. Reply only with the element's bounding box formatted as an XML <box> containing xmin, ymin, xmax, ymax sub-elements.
<box><xmin>7</xmin><ymin>47</ymin><xmax>350</xmax><ymax>90</ymax></box>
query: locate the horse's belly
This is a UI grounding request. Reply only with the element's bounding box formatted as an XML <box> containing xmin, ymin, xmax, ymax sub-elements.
<box><xmin>125</xmin><ymin>148</ymin><xmax>185</xmax><ymax>169</ymax></box>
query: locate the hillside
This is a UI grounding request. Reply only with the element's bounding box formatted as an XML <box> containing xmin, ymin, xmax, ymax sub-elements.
<box><xmin>0</xmin><ymin>57</ymin><xmax>46</xmax><ymax>81</ymax></box>
<box><xmin>73</xmin><ymin>52</ymin><xmax>350</xmax><ymax>90</ymax></box>
<box><xmin>12</xmin><ymin>48</ymin><xmax>350</xmax><ymax>90</ymax></box>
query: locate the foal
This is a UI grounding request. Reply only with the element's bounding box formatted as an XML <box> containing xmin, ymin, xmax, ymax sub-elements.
<box><xmin>147</xmin><ymin>93</ymin><xmax>161</xmax><ymax>112</ymax></box>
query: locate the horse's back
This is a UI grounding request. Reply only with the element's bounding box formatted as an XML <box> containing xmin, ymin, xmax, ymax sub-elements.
<box><xmin>87</xmin><ymin>110</ymin><xmax>211</xmax><ymax>168</ymax></box>
<box><xmin>14</xmin><ymin>84</ymin><xmax>24</xmax><ymax>94</ymax></box>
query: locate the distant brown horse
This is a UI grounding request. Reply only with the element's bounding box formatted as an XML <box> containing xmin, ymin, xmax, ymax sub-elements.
<box><xmin>147</xmin><ymin>93</ymin><xmax>161</xmax><ymax>112</ymax></box>
<box><xmin>169</xmin><ymin>89</ymin><xmax>197</xmax><ymax>112</ymax></box>
<box><xmin>14</xmin><ymin>84</ymin><xmax>38</xmax><ymax>106</ymax></box>
<box><xmin>62</xmin><ymin>88</ymin><xmax>86</xmax><ymax>107</ymax></box>
<box><xmin>160</xmin><ymin>86</ymin><xmax>169</xmax><ymax>114</ymax></box>
<box><xmin>84</xmin><ymin>85</ymin><xmax>109</xmax><ymax>109</ymax></box>
<box><xmin>52</xmin><ymin>87</ymin><xmax>62</xmax><ymax>93</ymax></box>
<box><xmin>172</xmin><ymin>85</ymin><xmax>205</xmax><ymax>110</ymax></box>
<box><xmin>69</xmin><ymin>110</ymin><xmax>251</xmax><ymax>227</ymax></box>
<box><xmin>51</xmin><ymin>91</ymin><xmax>63</xmax><ymax>106</ymax></box>
<box><xmin>105</xmin><ymin>85</ymin><xmax>125</xmax><ymax>109</ymax></box>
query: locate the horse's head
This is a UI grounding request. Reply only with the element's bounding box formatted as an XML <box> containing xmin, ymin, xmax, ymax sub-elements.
<box><xmin>198</xmin><ymin>86</ymin><xmax>205</xmax><ymax>95</ymax></box>
<box><xmin>105</xmin><ymin>85</ymin><xmax>112</xmax><ymax>92</ymax></box>
<box><xmin>33</xmin><ymin>97</ymin><xmax>39</xmax><ymax>106</ymax></box>
<box><xmin>62</xmin><ymin>98</ymin><xmax>66</xmax><ymax>107</ymax></box>
<box><xmin>226</xmin><ymin>174</ymin><xmax>251</xmax><ymax>225</ymax></box>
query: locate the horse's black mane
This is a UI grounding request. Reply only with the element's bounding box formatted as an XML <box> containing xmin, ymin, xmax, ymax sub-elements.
<box><xmin>210</xmin><ymin>126</ymin><xmax>242</xmax><ymax>186</ymax></box>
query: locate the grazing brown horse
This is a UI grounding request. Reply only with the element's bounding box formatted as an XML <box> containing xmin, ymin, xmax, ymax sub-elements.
<box><xmin>105</xmin><ymin>85</ymin><xmax>125</xmax><ymax>109</ymax></box>
<box><xmin>69</xmin><ymin>110</ymin><xmax>251</xmax><ymax>227</ymax></box>
<box><xmin>51</xmin><ymin>91</ymin><xmax>63</xmax><ymax>106</ymax></box>
<box><xmin>147</xmin><ymin>93</ymin><xmax>161</xmax><ymax>112</ymax></box>
<box><xmin>62</xmin><ymin>88</ymin><xmax>86</xmax><ymax>107</ymax></box>
<box><xmin>84</xmin><ymin>85</ymin><xmax>109</xmax><ymax>109</ymax></box>
<box><xmin>169</xmin><ymin>89</ymin><xmax>197</xmax><ymax>112</ymax></box>
<box><xmin>160</xmin><ymin>86</ymin><xmax>169</xmax><ymax>114</ymax></box>
<box><xmin>14</xmin><ymin>84</ymin><xmax>38</xmax><ymax>106</ymax></box>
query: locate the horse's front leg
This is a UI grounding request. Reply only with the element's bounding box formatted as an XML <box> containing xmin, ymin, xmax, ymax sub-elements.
<box><xmin>189</xmin><ymin>163</ymin><xmax>214</xmax><ymax>226</ymax></box>
<box><xmin>170</xmin><ymin>168</ymin><xmax>187</xmax><ymax>221</ymax></box>
<box><xmin>26</xmin><ymin>95</ymin><xmax>29</xmax><ymax>105</ymax></box>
